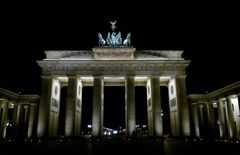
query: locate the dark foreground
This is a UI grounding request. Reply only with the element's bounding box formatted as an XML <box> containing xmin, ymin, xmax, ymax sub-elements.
<box><xmin>0</xmin><ymin>137</ymin><xmax>239</xmax><ymax>155</ymax></box>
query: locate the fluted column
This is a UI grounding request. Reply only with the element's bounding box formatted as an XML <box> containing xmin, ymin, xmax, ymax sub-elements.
<box><xmin>191</xmin><ymin>103</ymin><xmax>200</xmax><ymax>138</ymax></box>
<box><xmin>37</xmin><ymin>76</ymin><xmax>53</xmax><ymax>138</ymax></box>
<box><xmin>27</xmin><ymin>103</ymin><xmax>37</xmax><ymax>139</ymax></box>
<box><xmin>175</xmin><ymin>75</ymin><xmax>190</xmax><ymax>136</ymax></box>
<box><xmin>65</xmin><ymin>76</ymin><xmax>82</xmax><ymax>137</ymax></box>
<box><xmin>217</xmin><ymin>98</ymin><xmax>227</xmax><ymax>139</ymax></box>
<box><xmin>0</xmin><ymin>99</ymin><xmax>9</xmax><ymax>139</ymax></box>
<box><xmin>92</xmin><ymin>76</ymin><xmax>104</xmax><ymax>137</ymax></box>
<box><xmin>125</xmin><ymin>76</ymin><xmax>136</xmax><ymax>137</ymax></box>
<box><xmin>226</xmin><ymin>96</ymin><xmax>236</xmax><ymax>139</ymax></box>
<box><xmin>150</xmin><ymin>76</ymin><xmax>162</xmax><ymax>137</ymax></box>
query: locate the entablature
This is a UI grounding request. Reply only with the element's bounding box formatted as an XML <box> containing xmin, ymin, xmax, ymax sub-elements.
<box><xmin>37</xmin><ymin>60</ymin><xmax>190</xmax><ymax>76</ymax></box>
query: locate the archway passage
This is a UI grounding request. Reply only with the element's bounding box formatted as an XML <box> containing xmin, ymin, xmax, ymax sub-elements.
<box><xmin>135</xmin><ymin>86</ymin><xmax>147</xmax><ymax>131</ymax></box>
<box><xmin>104</xmin><ymin>86</ymin><xmax>125</xmax><ymax>130</ymax></box>
<box><xmin>161</xmin><ymin>86</ymin><xmax>170</xmax><ymax>135</ymax></box>
<box><xmin>81</xmin><ymin>86</ymin><xmax>93</xmax><ymax>135</ymax></box>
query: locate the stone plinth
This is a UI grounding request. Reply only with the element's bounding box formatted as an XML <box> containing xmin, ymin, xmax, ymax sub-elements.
<box><xmin>92</xmin><ymin>47</ymin><xmax>136</xmax><ymax>60</ymax></box>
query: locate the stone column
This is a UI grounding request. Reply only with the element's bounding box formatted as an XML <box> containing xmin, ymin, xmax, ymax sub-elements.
<box><xmin>23</xmin><ymin>105</ymin><xmax>30</xmax><ymax>139</ymax></box>
<box><xmin>175</xmin><ymin>75</ymin><xmax>191</xmax><ymax>137</ymax></box>
<box><xmin>92</xmin><ymin>76</ymin><xmax>104</xmax><ymax>137</ymax></box>
<box><xmin>27</xmin><ymin>103</ymin><xmax>37</xmax><ymax>139</ymax></box>
<box><xmin>226</xmin><ymin>96</ymin><xmax>236</xmax><ymax>139</ymax></box>
<box><xmin>217</xmin><ymin>98</ymin><xmax>227</xmax><ymax>139</ymax></box>
<box><xmin>125</xmin><ymin>76</ymin><xmax>136</xmax><ymax>137</ymax></box>
<box><xmin>209</xmin><ymin>101</ymin><xmax>216</xmax><ymax>138</ymax></box>
<box><xmin>37</xmin><ymin>76</ymin><xmax>53</xmax><ymax>138</ymax></box>
<box><xmin>150</xmin><ymin>76</ymin><xmax>163</xmax><ymax>137</ymax></box>
<box><xmin>0</xmin><ymin>99</ymin><xmax>9</xmax><ymax>139</ymax></box>
<box><xmin>65</xmin><ymin>76</ymin><xmax>76</xmax><ymax>137</ymax></box>
<box><xmin>191</xmin><ymin>103</ymin><xmax>200</xmax><ymax>138</ymax></box>
<box><xmin>65</xmin><ymin>76</ymin><xmax>82</xmax><ymax>137</ymax></box>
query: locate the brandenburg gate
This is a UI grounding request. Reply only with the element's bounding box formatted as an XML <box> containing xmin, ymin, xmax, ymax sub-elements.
<box><xmin>36</xmin><ymin>21</ymin><xmax>191</xmax><ymax>138</ymax></box>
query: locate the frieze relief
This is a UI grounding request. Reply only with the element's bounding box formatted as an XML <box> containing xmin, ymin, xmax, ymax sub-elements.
<box><xmin>42</xmin><ymin>62</ymin><xmax>187</xmax><ymax>76</ymax></box>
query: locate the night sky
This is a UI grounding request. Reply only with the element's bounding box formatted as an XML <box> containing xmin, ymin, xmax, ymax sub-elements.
<box><xmin>0</xmin><ymin>2</ymin><xmax>239</xmax><ymax>129</ymax></box>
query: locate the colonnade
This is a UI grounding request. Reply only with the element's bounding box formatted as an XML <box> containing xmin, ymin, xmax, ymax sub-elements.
<box><xmin>0</xmin><ymin>89</ymin><xmax>39</xmax><ymax>140</ymax></box>
<box><xmin>188</xmin><ymin>82</ymin><xmax>240</xmax><ymax>140</ymax></box>
<box><xmin>37</xmin><ymin>75</ymin><xmax>190</xmax><ymax>138</ymax></box>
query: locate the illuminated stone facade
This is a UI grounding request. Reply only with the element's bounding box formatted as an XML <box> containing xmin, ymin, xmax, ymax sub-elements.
<box><xmin>188</xmin><ymin>81</ymin><xmax>240</xmax><ymax>140</ymax></box>
<box><xmin>36</xmin><ymin>47</ymin><xmax>191</xmax><ymax>138</ymax></box>
<box><xmin>1</xmin><ymin>48</ymin><xmax>239</xmax><ymax>141</ymax></box>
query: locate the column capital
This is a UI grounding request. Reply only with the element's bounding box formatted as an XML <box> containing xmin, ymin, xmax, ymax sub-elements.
<box><xmin>0</xmin><ymin>98</ymin><xmax>8</xmax><ymax>103</ymax></box>
<box><xmin>227</xmin><ymin>94</ymin><xmax>238</xmax><ymax>99</ymax></box>
<box><xmin>217</xmin><ymin>98</ymin><xmax>226</xmax><ymax>102</ymax></box>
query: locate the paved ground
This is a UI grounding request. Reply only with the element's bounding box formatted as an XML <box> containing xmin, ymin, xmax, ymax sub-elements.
<box><xmin>0</xmin><ymin>137</ymin><xmax>239</xmax><ymax>155</ymax></box>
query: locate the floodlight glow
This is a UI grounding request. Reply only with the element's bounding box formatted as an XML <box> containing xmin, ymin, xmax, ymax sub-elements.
<box><xmin>113</xmin><ymin>130</ymin><xmax>118</xmax><ymax>134</ymax></box>
<box><xmin>87</xmin><ymin>124</ymin><xmax>92</xmax><ymax>128</ymax></box>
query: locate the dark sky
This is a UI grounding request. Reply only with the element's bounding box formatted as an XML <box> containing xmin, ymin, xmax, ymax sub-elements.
<box><xmin>0</xmin><ymin>2</ymin><xmax>239</xmax><ymax>95</ymax></box>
